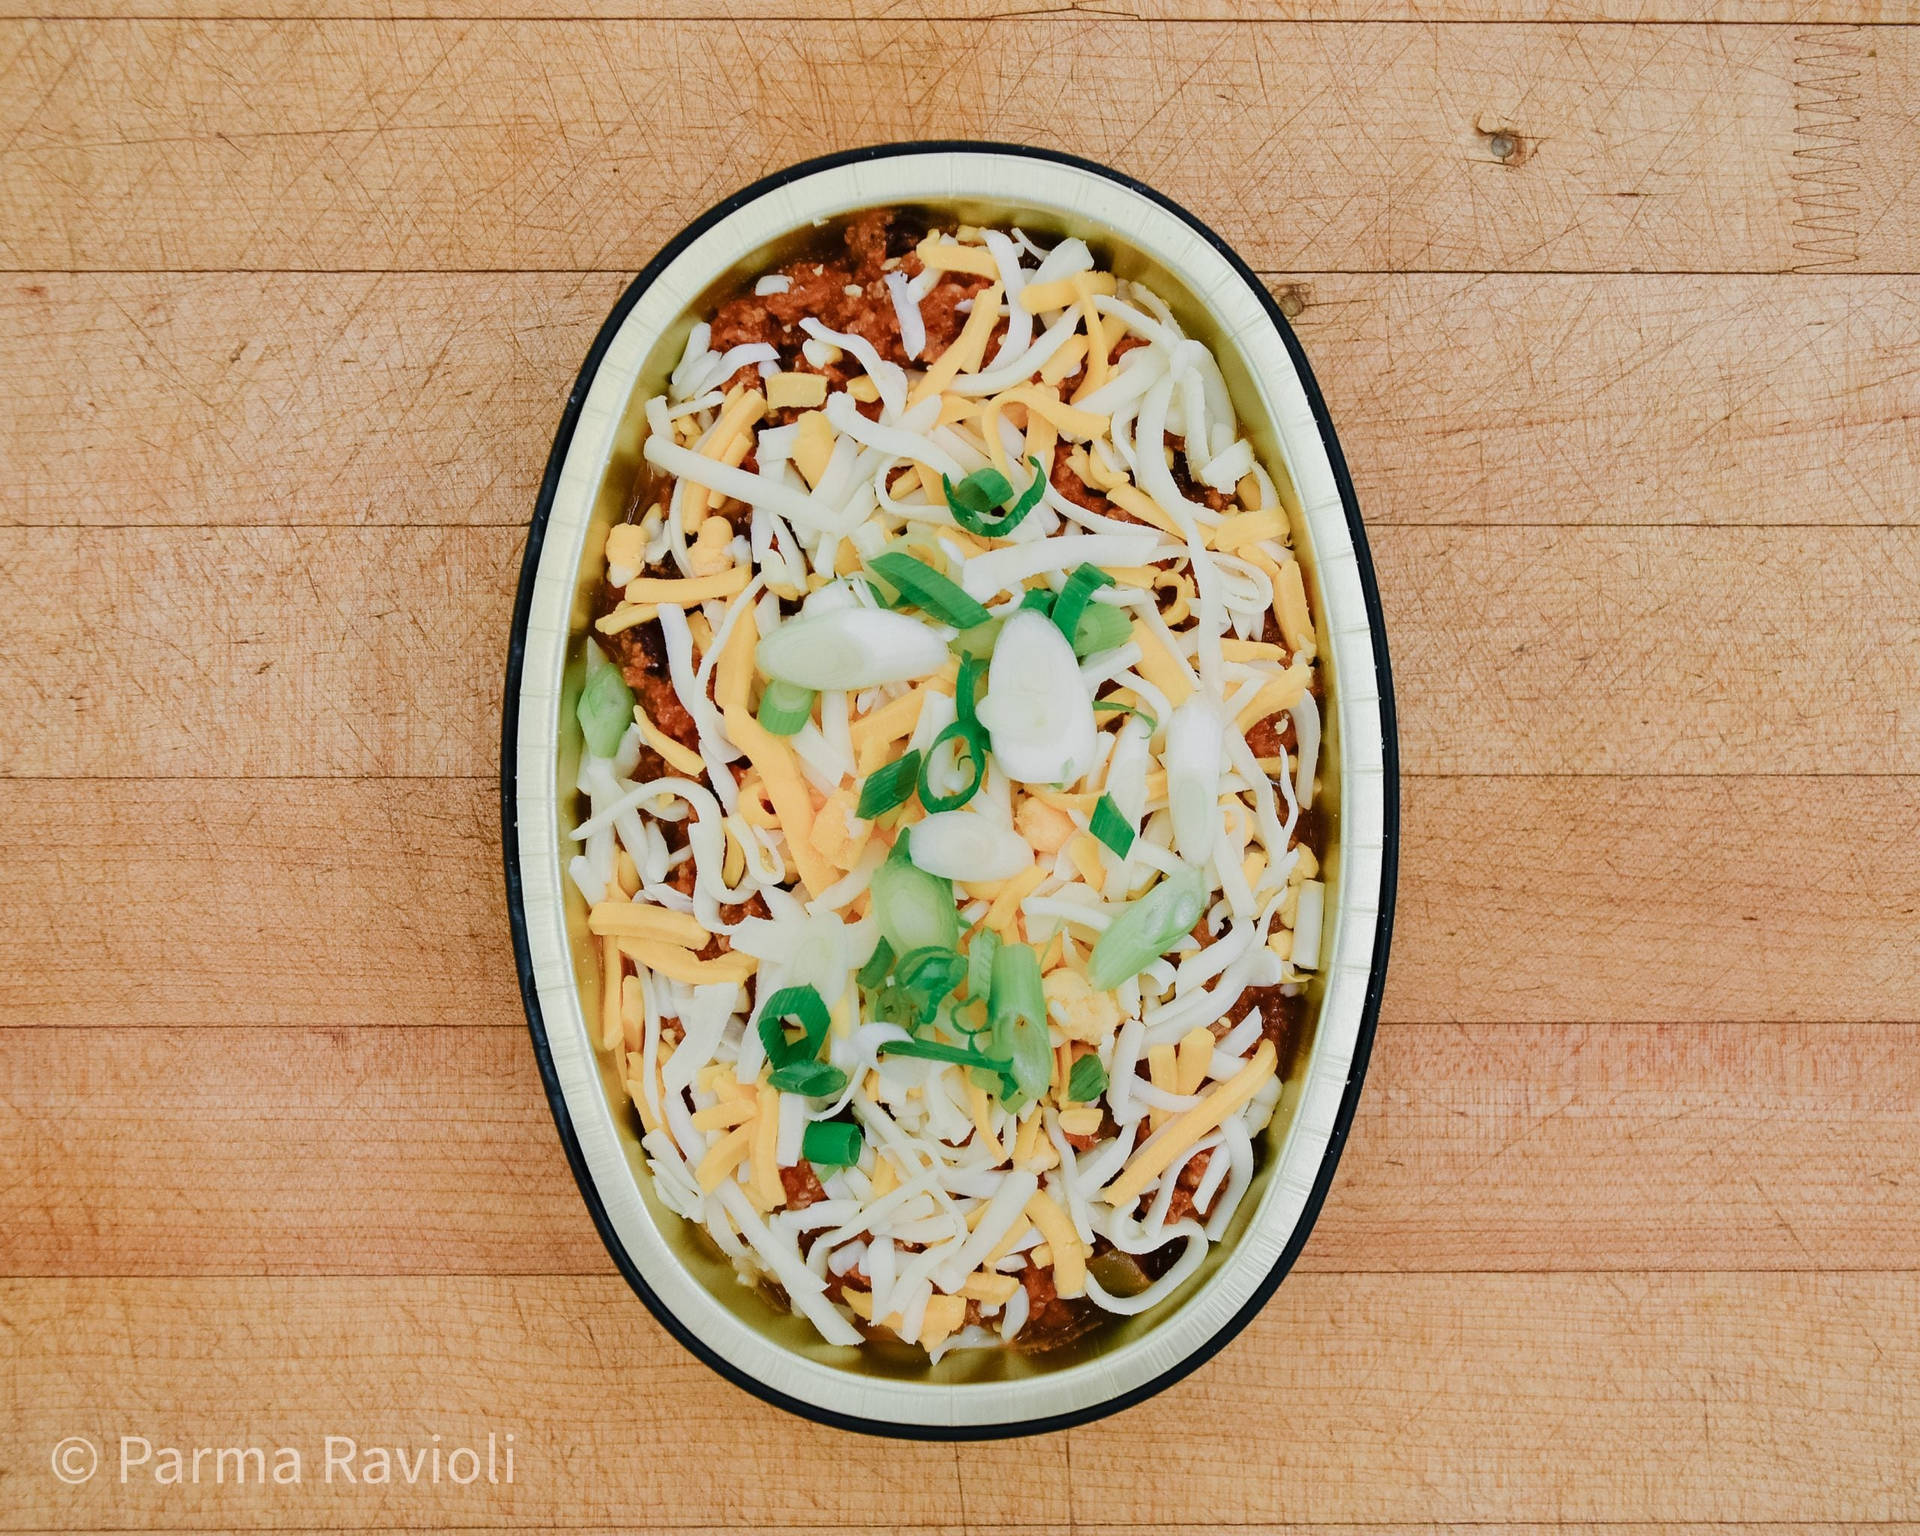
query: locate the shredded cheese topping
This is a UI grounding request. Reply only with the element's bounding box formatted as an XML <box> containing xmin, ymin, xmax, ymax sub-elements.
<box><xmin>568</xmin><ymin>214</ymin><xmax>1322</xmax><ymax>1361</ymax></box>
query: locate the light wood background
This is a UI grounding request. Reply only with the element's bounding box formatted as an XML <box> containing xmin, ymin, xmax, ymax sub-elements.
<box><xmin>5</xmin><ymin>4</ymin><xmax>1920</xmax><ymax>1531</ymax></box>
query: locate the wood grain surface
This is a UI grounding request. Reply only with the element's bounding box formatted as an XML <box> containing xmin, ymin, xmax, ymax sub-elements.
<box><xmin>9</xmin><ymin>1020</ymin><xmax>1919</xmax><ymax>1276</ymax></box>
<box><xmin>5</xmin><ymin>22</ymin><xmax>1916</xmax><ymax>273</ymax></box>
<box><xmin>9</xmin><ymin>1275</ymin><xmax>1920</xmax><ymax>1528</ymax></box>
<box><xmin>12</xmin><ymin>273</ymin><xmax>1918</xmax><ymax>528</ymax></box>
<box><xmin>4</xmin><ymin>3</ymin><xmax>1917</xmax><ymax>1531</ymax></box>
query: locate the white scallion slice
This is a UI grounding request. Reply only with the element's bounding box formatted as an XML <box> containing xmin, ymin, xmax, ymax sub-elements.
<box><xmin>754</xmin><ymin>609</ymin><xmax>950</xmax><ymax>692</ymax></box>
<box><xmin>976</xmin><ymin>610</ymin><xmax>1097</xmax><ymax>786</ymax></box>
<box><xmin>907</xmin><ymin>811</ymin><xmax>1034</xmax><ymax>883</ymax></box>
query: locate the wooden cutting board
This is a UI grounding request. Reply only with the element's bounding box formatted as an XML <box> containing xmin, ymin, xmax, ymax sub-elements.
<box><xmin>5</xmin><ymin>7</ymin><xmax>1918</xmax><ymax>1530</ymax></box>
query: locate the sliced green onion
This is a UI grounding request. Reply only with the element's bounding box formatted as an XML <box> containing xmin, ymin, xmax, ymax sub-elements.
<box><xmin>947</xmin><ymin>466</ymin><xmax>1013</xmax><ymax>516</ymax></box>
<box><xmin>878</xmin><ymin>1035</ymin><xmax>1013</xmax><ymax>1080</ymax></box>
<box><xmin>1018</xmin><ymin>586</ymin><xmax>1055</xmax><ymax>615</ymax></box>
<box><xmin>917</xmin><ymin>719</ymin><xmax>987</xmax><ymax>812</ymax></box>
<box><xmin>855</xmin><ymin>937</ymin><xmax>895</xmax><ymax>989</ymax></box>
<box><xmin>755</xmin><ymin>678</ymin><xmax>816</xmax><ymax>735</ymax></box>
<box><xmin>1071</xmin><ymin>602</ymin><xmax>1132</xmax><ymax>658</ymax></box>
<box><xmin>954</xmin><ymin>653</ymin><xmax>985</xmax><ymax>728</ymax></box>
<box><xmin>925</xmin><ymin>657</ymin><xmax>992</xmax><ymax>819</ymax></box>
<box><xmin>972</xmin><ymin>607</ymin><xmax>1098</xmax><ymax>787</ymax></box>
<box><xmin>857</xmin><ymin>750</ymin><xmax>923</xmax><ymax>821</ymax></box>
<box><xmin>869</xmin><ymin>842</ymin><xmax>961</xmax><ymax>957</ymax></box>
<box><xmin>755</xmin><ymin>608</ymin><xmax>950</xmax><ymax>691</ymax></box>
<box><xmin>1067</xmin><ymin>1053</ymin><xmax>1109</xmax><ymax>1103</ymax></box>
<box><xmin>942</xmin><ymin>455</ymin><xmax>1045</xmax><ymax>538</ymax></box>
<box><xmin>577</xmin><ymin>664</ymin><xmax>635</xmax><ymax>759</ymax></box>
<box><xmin>756</xmin><ymin>984</ymin><xmax>832</xmax><ymax>1068</ymax></box>
<box><xmin>939</xmin><ymin>997</ymin><xmax>992</xmax><ymax>1037</ymax></box>
<box><xmin>769</xmin><ymin>1059</ymin><xmax>850</xmax><ymax>1097</ymax></box>
<box><xmin>951</xmin><ymin>618</ymin><xmax>1002</xmax><ymax>660</ymax></box>
<box><xmin>892</xmin><ymin>945</ymin><xmax>969</xmax><ymax>1026</ymax></box>
<box><xmin>966</xmin><ymin>928</ymin><xmax>1000</xmax><ymax>1005</ymax></box>
<box><xmin>1093</xmin><ymin>698</ymin><xmax>1158</xmax><ymax>733</ymax></box>
<box><xmin>868</xmin><ymin>552</ymin><xmax>992</xmax><ymax>630</ymax></box>
<box><xmin>867</xmin><ymin>987</ymin><xmax>910</xmax><ymax>1029</ymax></box>
<box><xmin>1086</xmin><ymin>866</ymin><xmax>1208</xmax><ymax>991</ymax></box>
<box><xmin>862</xmin><ymin>576</ymin><xmax>906</xmax><ymax>610</ymax></box>
<box><xmin>909</xmin><ymin>808</ymin><xmax>1033</xmax><ymax>882</ymax></box>
<box><xmin>1088</xmin><ymin>792</ymin><xmax>1136</xmax><ymax>858</ymax></box>
<box><xmin>987</xmin><ymin>941</ymin><xmax>1053</xmax><ymax>1109</ymax></box>
<box><xmin>1004</xmin><ymin>458</ymin><xmax>1050</xmax><ymax>518</ymax></box>
<box><xmin>801</xmin><ymin>1117</ymin><xmax>864</xmax><ymax>1167</ymax></box>
<box><xmin>1048</xmin><ymin>562</ymin><xmax>1114</xmax><ymax>653</ymax></box>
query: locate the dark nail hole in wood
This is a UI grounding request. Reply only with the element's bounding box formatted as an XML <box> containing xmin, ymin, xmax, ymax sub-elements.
<box><xmin>1273</xmin><ymin>283</ymin><xmax>1310</xmax><ymax>319</ymax></box>
<box><xmin>1473</xmin><ymin>117</ymin><xmax>1532</xmax><ymax>165</ymax></box>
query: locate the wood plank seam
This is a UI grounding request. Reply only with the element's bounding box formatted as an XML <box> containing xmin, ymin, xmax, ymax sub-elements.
<box><xmin>8</xmin><ymin>11</ymin><xmax>1920</xmax><ymax>21</ymax></box>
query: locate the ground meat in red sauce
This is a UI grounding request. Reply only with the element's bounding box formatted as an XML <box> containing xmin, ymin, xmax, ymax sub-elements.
<box><xmin>1164</xmin><ymin>1148</ymin><xmax>1216</xmax><ymax>1225</ymax></box>
<box><xmin>843</xmin><ymin>206</ymin><xmax>895</xmax><ymax>275</ymax></box>
<box><xmin>1015</xmin><ymin>1259</ymin><xmax>1104</xmax><ymax>1349</ymax></box>
<box><xmin>707</xmin><ymin>208</ymin><xmax>990</xmax><ymax>372</ymax></box>
<box><xmin>1245</xmin><ymin>706</ymin><xmax>1297</xmax><ymax>762</ymax></box>
<box><xmin>1047</xmin><ymin>426</ymin><xmax>1231</xmax><ymax>530</ymax></box>
<box><xmin>1050</xmin><ymin>331</ymin><xmax>1147</xmax><ymax>400</ymax></box>
<box><xmin>780</xmin><ymin>1161</ymin><xmax>829</xmax><ymax>1209</ymax></box>
<box><xmin>1169</xmin><ymin>441</ymin><xmax>1233</xmax><ymax>513</ymax></box>
<box><xmin>661</xmin><ymin>856</ymin><xmax>769</xmax><ymax>960</ymax></box>
<box><xmin>1225</xmin><ymin>981</ymin><xmax>1304</xmax><ymax>1063</ymax></box>
<box><xmin>920</xmin><ymin>275</ymin><xmax>995</xmax><ymax>355</ymax></box>
<box><xmin>1049</xmin><ymin>440</ymin><xmax>1120</xmax><ymax>518</ymax></box>
<box><xmin>592</xmin><ymin>589</ymin><xmax>702</xmax><ymax>778</ymax></box>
